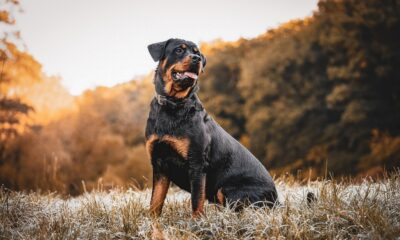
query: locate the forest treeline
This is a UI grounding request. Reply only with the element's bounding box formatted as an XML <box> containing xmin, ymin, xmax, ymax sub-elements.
<box><xmin>200</xmin><ymin>0</ymin><xmax>400</xmax><ymax>178</ymax></box>
<box><xmin>0</xmin><ymin>0</ymin><xmax>399</xmax><ymax>194</ymax></box>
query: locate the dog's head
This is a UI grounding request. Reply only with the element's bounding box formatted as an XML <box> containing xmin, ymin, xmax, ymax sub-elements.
<box><xmin>148</xmin><ymin>38</ymin><xmax>206</xmax><ymax>98</ymax></box>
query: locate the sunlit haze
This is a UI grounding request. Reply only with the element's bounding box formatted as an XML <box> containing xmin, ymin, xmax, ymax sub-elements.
<box><xmin>16</xmin><ymin>0</ymin><xmax>318</xmax><ymax>95</ymax></box>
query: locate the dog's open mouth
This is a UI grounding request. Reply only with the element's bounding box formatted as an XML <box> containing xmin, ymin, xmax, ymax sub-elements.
<box><xmin>172</xmin><ymin>71</ymin><xmax>198</xmax><ymax>81</ymax></box>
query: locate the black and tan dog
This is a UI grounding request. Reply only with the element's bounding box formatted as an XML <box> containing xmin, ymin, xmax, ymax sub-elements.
<box><xmin>145</xmin><ymin>38</ymin><xmax>278</xmax><ymax>217</ymax></box>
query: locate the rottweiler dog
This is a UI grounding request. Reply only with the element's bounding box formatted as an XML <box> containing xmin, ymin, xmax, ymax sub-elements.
<box><xmin>145</xmin><ymin>38</ymin><xmax>278</xmax><ymax>217</ymax></box>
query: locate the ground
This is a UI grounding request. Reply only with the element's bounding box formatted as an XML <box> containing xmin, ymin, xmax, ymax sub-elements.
<box><xmin>1</xmin><ymin>174</ymin><xmax>400</xmax><ymax>239</ymax></box>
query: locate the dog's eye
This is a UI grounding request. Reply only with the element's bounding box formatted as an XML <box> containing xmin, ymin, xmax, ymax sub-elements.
<box><xmin>175</xmin><ymin>48</ymin><xmax>184</xmax><ymax>54</ymax></box>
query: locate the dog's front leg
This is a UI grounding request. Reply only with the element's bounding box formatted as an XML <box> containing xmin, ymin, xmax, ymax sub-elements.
<box><xmin>189</xmin><ymin>166</ymin><xmax>206</xmax><ymax>218</ymax></box>
<box><xmin>149</xmin><ymin>170</ymin><xmax>170</xmax><ymax>217</ymax></box>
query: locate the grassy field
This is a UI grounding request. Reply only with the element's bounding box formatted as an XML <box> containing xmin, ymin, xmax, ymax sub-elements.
<box><xmin>1</xmin><ymin>174</ymin><xmax>399</xmax><ymax>240</ymax></box>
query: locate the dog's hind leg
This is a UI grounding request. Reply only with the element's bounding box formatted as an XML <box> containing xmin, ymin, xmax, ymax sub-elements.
<box><xmin>222</xmin><ymin>185</ymin><xmax>278</xmax><ymax>210</ymax></box>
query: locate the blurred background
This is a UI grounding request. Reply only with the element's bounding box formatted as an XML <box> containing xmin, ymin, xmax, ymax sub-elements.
<box><xmin>0</xmin><ymin>0</ymin><xmax>399</xmax><ymax>195</ymax></box>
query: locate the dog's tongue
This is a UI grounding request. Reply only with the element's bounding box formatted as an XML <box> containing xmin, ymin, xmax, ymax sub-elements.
<box><xmin>183</xmin><ymin>72</ymin><xmax>198</xmax><ymax>80</ymax></box>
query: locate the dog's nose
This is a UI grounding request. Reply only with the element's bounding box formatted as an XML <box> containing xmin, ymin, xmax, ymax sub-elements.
<box><xmin>191</xmin><ymin>55</ymin><xmax>201</xmax><ymax>64</ymax></box>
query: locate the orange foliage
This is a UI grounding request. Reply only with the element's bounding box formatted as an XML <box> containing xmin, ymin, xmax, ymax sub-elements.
<box><xmin>358</xmin><ymin>130</ymin><xmax>400</xmax><ymax>176</ymax></box>
<box><xmin>0</xmin><ymin>71</ymin><xmax>154</xmax><ymax>195</ymax></box>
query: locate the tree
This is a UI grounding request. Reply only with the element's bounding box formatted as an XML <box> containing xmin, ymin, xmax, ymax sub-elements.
<box><xmin>0</xmin><ymin>0</ymin><xmax>44</xmax><ymax>188</ymax></box>
<box><xmin>200</xmin><ymin>0</ymin><xmax>400</xmax><ymax>178</ymax></box>
<box><xmin>0</xmin><ymin>0</ymin><xmax>40</xmax><ymax>140</ymax></box>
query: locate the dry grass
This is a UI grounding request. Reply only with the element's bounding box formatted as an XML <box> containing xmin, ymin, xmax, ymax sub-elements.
<box><xmin>1</xmin><ymin>173</ymin><xmax>400</xmax><ymax>240</ymax></box>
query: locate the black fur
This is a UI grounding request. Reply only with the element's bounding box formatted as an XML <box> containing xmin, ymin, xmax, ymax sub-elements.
<box><xmin>148</xmin><ymin>39</ymin><xmax>171</xmax><ymax>62</ymax></box>
<box><xmin>146</xmin><ymin>39</ymin><xmax>278</xmax><ymax>216</ymax></box>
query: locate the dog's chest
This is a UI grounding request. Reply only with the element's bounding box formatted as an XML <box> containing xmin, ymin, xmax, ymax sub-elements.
<box><xmin>145</xmin><ymin>102</ymin><xmax>207</xmax><ymax>164</ymax></box>
<box><xmin>146</xmin><ymin>134</ymin><xmax>190</xmax><ymax>162</ymax></box>
<box><xmin>146</xmin><ymin>134</ymin><xmax>191</xmax><ymax>191</ymax></box>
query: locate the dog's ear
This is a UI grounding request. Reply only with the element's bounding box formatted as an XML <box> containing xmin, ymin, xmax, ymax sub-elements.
<box><xmin>147</xmin><ymin>39</ymin><xmax>171</xmax><ymax>62</ymax></box>
<box><xmin>200</xmin><ymin>53</ymin><xmax>207</xmax><ymax>69</ymax></box>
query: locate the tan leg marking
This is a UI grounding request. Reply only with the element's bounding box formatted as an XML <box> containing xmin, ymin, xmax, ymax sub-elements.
<box><xmin>217</xmin><ymin>188</ymin><xmax>225</xmax><ymax>205</ymax></box>
<box><xmin>150</xmin><ymin>175</ymin><xmax>170</xmax><ymax>217</ymax></box>
<box><xmin>192</xmin><ymin>176</ymin><xmax>206</xmax><ymax>218</ymax></box>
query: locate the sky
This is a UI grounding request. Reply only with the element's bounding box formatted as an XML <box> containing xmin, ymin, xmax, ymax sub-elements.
<box><xmin>15</xmin><ymin>0</ymin><xmax>319</xmax><ymax>95</ymax></box>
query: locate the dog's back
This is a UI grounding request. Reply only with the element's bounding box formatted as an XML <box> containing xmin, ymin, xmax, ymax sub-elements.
<box><xmin>201</xmin><ymin>108</ymin><xmax>278</xmax><ymax>207</ymax></box>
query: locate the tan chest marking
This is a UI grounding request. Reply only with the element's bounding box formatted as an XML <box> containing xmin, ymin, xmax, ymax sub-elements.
<box><xmin>146</xmin><ymin>134</ymin><xmax>159</xmax><ymax>159</ymax></box>
<box><xmin>146</xmin><ymin>134</ymin><xmax>190</xmax><ymax>160</ymax></box>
